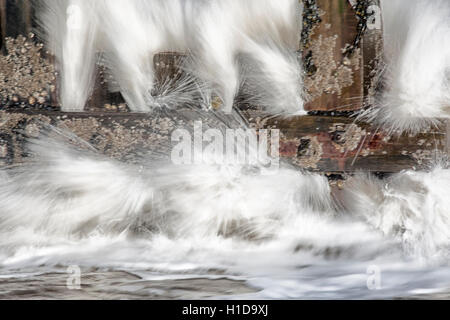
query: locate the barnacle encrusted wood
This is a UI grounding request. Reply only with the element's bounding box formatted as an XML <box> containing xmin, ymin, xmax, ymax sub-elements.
<box><xmin>0</xmin><ymin>109</ymin><xmax>177</xmax><ymax>166</ymax></box>
<box><xmin>301</xmin><ymin>0</ymin><xmax>382</xmax><ymax>112</ymax></box>
<box><xmin>0</xmin><ymin>107</ymin><xmax>250</xmax><ymax>166</ymax></box>
<box><xmin>254</xmin><ymin>114</ymin><xmax>447</xmax><ymax>173</ymax></box>
<box><xmin>0</xmin><ymin>34</ymin><xmax>56</xmax><ymax>105</ymax></box>
<box><xmin>1</xmin><ymin>108</ymin><xmax>447</xmax><ymax>174</ymax></box>
<box><xmin>0</xmin><ymin>0</ymin><xmax>447</xmax><ymax>174</ymax></box>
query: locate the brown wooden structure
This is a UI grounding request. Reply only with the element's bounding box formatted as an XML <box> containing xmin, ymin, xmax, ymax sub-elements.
<box><xmin>0</xmin><ymin>0</ymin><xmax>447</xmax><ymax>174</ymax></box>
<box><xmin>301</xmin><ymin>0</ymin><xmax>383</xmax><ymax>112</ymax></box>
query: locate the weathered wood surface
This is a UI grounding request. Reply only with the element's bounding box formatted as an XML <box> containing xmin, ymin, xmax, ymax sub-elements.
<box><xmin>0</xmin><ymin>109</ymin><xmax>176</xmax><ymax>166</ymax></box>
<box><xmin>0</xmin><ymin>106</ymin><xmax>250</xmax><ymax>166</ymax></box>
<box><xmin>252</xmin><ymin>114</ymin><xmax>447</xmax><ymax>173</ymax></box>
<box><xmin>301</xmin><ymin>0</ymin><xmax>383</xmax><ymax>112</ymax></box>
<box><xmin>1</xmin><ymin>108</ymin><xmax>447</xmax><ymax>174</ymax></box>
<box><xmin>0</xmin><ymin>0</ymin><xmax>34</xmax><ymax>52</ymax></box>
<box><xmin>1</xmin><ymin>0</ymin><xmax>447</xmax><ymax>174</ymax></box>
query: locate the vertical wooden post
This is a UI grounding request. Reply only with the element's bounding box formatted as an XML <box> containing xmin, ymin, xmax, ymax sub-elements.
<box><xmin>0</xmin><ymin>0</ymin><xmax>34</xmax><ymax>50</ymax></box>
<box><xmin>300</xmin><ymin>0</ymin><xmax>383</xmax><ymax>112</ymax></box>
<box><xmin>19</xmin><ymin>0</ymin><xmax>32</xmax><ymax>35</ymax></box>
<box><xmin>0</xmin><ymin>0</ymin><xmax>6</xmax><ymax>52</ymax></box>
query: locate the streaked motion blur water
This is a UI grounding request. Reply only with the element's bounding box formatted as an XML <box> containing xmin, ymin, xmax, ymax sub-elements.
<box><xmin>2</xmin><ymin>0</ymin><xmax>450</xmax><ymax>299</ymax></box>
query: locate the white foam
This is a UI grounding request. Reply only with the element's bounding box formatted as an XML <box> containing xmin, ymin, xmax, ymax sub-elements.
<box><xmin>366</xmin><ymin>0</ymin><xmax>450</xmax><ymax>133</ymax></box>
<box><xmin>2</xmin><ymin>135</ymin><xmax>450</xmax><ymax>298</ymax></box>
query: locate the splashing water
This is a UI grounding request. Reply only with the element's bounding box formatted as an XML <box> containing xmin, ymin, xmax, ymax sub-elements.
<box><xmin>1</xmin><ymin>131</ymin><xmax>450</xmax><ymax>299</ymax></box>
<box><xmin>2</xmin><ymin>0</ymin><xmax>450</xmax><ymax>299</ymax></box>
<box><xmin>364</xmin><ymin>0</ymin><xmax>450</xmax><ymax>133</ymax></box>
<box><xmin>38</xmin><ymin>0</ymin><xmax>304</xmax><ymax>114</ymax></box>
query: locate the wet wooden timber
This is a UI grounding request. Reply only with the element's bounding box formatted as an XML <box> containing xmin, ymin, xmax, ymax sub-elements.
<box><xmin>1</xmin><ymin>0</ymin><xmax>448</xmax><ymax>174</ymax></box>
<box><xmin>0</xmin><ymin>0</ymin><xmax>34</xmax><ymax>53</ymax></box>
<box><xmin>1</xmin><ymin>107</ymin><xmax>447</xmax><ymax>174</ymax></box>
<box><xmin>246</xmin><ymin>112</ymin><xmax>447</xmax><ymax>173</ymax></box>
<box><xmin>301</xmin><ymin>0</ymin><xmax>382</xmax><ymax>112</ymax></box>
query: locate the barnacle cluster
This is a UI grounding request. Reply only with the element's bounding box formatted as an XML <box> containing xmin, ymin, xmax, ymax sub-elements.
<box><xmin>293</xmin><ymin>135</ymin><xmax>323</xmax><ymax>169</ymax></box>
<box><xmin>103</xmin><ymin>103</ymin><xmax>128</xmax><ymax>112</ymax></box>
<box><xmin>329</xmin><ymin>123</ymin><xmax>366</xmax><ymax>154</ymax></box>
<box><xmin>304</xmin><ymin>35</ymin><xmax>360</xmax><ymax>101</ymax></box>
<box><xmin>0</xmin><ymin>34</ymin><xmax>56</xmax><ymax>107</ymax></box>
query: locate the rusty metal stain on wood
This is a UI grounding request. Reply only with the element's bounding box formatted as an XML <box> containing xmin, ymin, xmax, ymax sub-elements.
<box><xmin>0</xmin><ymin>107</ymin><xmax>248</xmax><ymax>166</ymax></box>
<box><xmin>249</xmin><ymin>113</ymin><xmax>447</xmax><ymax>173</ymax></box>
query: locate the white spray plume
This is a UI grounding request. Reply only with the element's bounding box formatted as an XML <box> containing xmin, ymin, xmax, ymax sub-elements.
<box><xmin>0</xmin><ymin>138</ymin><xmax>153</xmax><ymax>240</ymax></box>
<box><xmin>0</xmin><ymin>133</ymin><xmax>333</xmax><ymax>244</ymax></box>
<box><xmin>37</xmin><ymin>0</ymin><xmax>304</xmax><ymax>114</ymax></box>
<box><xmin>4</xmin><ymin>133</ymin><xmax>450</xmax><ymax>298</ymax></box>
<box><xmin>186</xmin><ymin>0</ymin><xmax>303</xmax><ymax>114</ymax></box>
<box><xmin>366</xmin><ymin>0</ymin><xmax>450</xmax><ymax>133</ymax></box>
<box><xmin>341</xmin><ymin>167</ymin><xmax>450</xmax><ymax>262</ymax></box>
<box><xmin>38</xmin><ymin>0</ymin><xmax>98</xmax><ymax>111</ymax></box>
<box><xmin>238</xmin><ymin>41</ymin><xmax>305</xmax><ymax>114</ymax></box>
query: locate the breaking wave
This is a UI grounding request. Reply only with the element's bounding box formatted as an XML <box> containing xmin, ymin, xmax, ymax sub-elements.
<box><xmin>1</xmin><ymin>134</ymin><xmax>450</xmax><ymax>299</ymax></box>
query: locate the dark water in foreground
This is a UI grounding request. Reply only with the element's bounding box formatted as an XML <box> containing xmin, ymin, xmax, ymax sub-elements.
<box><xmin>2</xmin><ymin>267</ymin><xmax>450</xmax><ymax>300</ymax></box>
<box><xmin>0</xmin><ymin>268</ymin><xmax>255</xmax><ymax>300</ymax></box>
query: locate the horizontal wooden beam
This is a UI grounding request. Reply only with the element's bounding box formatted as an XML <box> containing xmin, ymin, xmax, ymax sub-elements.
<box><xmin>256</xmin><ymin>114</ymin><xmax>446</xmax><ymax>173</ymax></box>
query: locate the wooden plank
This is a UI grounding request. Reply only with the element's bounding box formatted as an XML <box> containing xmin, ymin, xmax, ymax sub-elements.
<box><xmin>0</xmin><ymin>109</ymin><xmax>176</xmax><ymax>166</ymax></box>
<box><xmin>0</xmin><ymin>0</ymin><xmax>6</xmax><ymax>52</ymax></box>
<box><xmin>0</xmin><ymin>0</ymin><xmax>33</xmax><ymax>40</ymax></box>
<box><xmin>245</xmin><ymin>112</ymin><xmax>447</xmax><ymax>173</ymax></box>
<box><xmin>0</xmin><ymin>109</ymin><xmax>447</xmax><ymax>173</ymax></box>
<box><xmin>300</xmin><ymin>0</ymin><xmax>383</xmax><ymax>112</ymax></box>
